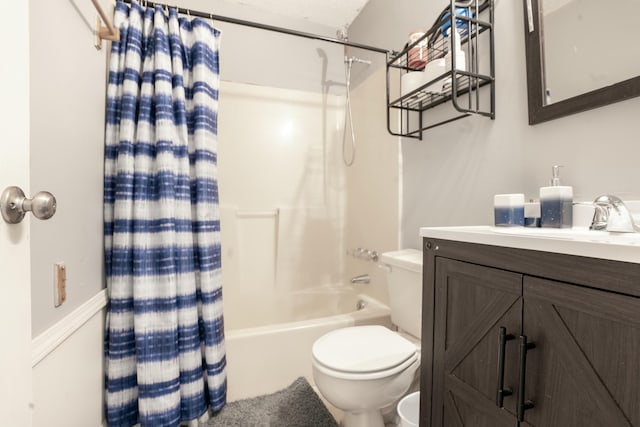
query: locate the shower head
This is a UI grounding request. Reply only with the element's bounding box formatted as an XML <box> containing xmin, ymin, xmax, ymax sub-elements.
<box><xmin>337</xmin><ymin>28</ymin><xmax>371</xmax><ymax>67</ymax></box>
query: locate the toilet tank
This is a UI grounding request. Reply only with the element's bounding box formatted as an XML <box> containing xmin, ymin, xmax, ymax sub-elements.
<box><xmin>380</xmin><ymin>249</ymin><xmax>423</xmax><ymax>339</ymax></box>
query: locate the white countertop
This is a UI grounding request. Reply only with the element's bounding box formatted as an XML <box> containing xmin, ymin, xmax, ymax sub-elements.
<box><xmin>419</xmin><ymin>226</ymin><xmax>640</xmax><ymax>264</ymax></box>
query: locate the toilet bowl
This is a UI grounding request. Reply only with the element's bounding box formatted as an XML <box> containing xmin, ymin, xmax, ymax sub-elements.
<box><xmin>312</xmin><ymin>247</ymin><xmax>423</xmax><ymax>427</ymax></box>
<box><xmin>312</xmin><ymin>325</ymin><xmax>420</xmax><ymax>427</ymax></box>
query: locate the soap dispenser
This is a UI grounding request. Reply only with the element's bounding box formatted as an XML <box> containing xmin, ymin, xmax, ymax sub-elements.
<box><xmin>539</xmin><ymin>165</ymin><xmax>573</xmax><ymax>228</ymax></box>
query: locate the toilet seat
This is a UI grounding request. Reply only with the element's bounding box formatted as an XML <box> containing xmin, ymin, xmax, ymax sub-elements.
<box><xmin>312</xmin><ymin>325</ymin><xmax>419</xmax><ymax>380</ymax></box>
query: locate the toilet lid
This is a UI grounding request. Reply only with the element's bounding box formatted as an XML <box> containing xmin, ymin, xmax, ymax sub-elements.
<box><xmin>312</xmin><ymin>325</ymin><xmax>417</xmax><ymax>374</ymax></box>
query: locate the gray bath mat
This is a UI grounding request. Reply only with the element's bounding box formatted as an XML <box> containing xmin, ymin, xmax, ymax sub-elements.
<box><xmin>205</xmin><ymin>377</ymin><xmax>339</xmax><ymax>427</ymax></box>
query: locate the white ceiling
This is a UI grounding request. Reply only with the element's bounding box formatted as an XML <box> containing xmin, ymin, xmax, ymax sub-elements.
<box><xmin>224</xmin><ymin>0</ymin><xmax>371</xmax><ymax>30</ymax></box>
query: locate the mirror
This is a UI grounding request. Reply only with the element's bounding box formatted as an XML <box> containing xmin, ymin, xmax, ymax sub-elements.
<box><xmin>523</xmin><ymin>0</ymin><xmax>640</xmax><ymax>124</ymax></box>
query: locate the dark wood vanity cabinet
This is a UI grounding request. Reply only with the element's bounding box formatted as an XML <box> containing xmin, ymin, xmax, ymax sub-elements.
<box><xmin>420</xmin><ymin>238</ymin><xmax>640</xmax><ymax>427</ymax></box>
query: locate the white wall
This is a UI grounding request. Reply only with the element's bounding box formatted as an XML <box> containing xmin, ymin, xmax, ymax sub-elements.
<box><xmin>28</xmin><ymin>0</ymin><xmax>110</xmax><ymax>423</ymax></box>
<box><xmin>349</xmin><ymin>0</ymin><xmax>640</xmax><ymax>247</ymax></box>
<box><xmin>217</xmin><ymin>70</ymin><xmax>401</xmax><ymax>322</ymax></box>
<box><xmin>30</xmin><ymin>0</ymin><xmax>107</xmax><ymax>336</ymax></box>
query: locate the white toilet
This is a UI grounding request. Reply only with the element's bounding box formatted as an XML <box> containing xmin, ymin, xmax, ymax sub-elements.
<box><xmin>312</xmin><ymin>249</ymin><xmax>423</xmax><ymax>427</ymax></box>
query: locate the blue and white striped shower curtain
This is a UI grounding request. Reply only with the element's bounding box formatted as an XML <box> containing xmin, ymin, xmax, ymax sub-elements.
<box><xmin>103</xmin><ymin>2</ymin><xmax>225</xmax><ymax>426</ymax></box>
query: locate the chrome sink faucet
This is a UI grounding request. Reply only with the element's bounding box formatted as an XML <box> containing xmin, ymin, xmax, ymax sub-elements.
<box><xmin>591</xmin><ymin>195</ymin><xmax>640</xmax><ymax>233</ymax></box>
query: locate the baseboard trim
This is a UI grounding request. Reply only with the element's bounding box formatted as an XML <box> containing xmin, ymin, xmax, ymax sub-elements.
<box><xmin>32</xmin><ymin>289</ymin><xmax>108</xmax><ymax>367</ymax></box>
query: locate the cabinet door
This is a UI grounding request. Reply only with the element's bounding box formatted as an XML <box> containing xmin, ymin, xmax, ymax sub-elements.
<box><xmin>432</xmin><ymin>258</ymin><xmax>521</xmax><ymax>427</ymax></box>
<box><xmin>522</xmin><ymin>277</ymin><xmax>640</xmax><ymax>427</ymax></box>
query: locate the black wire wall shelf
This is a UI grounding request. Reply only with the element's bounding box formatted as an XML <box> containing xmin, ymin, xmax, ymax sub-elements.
<box><xmin>386</xmin><ymin>0</ymin><xmax>495</xmax><ymax>140</ymax></box>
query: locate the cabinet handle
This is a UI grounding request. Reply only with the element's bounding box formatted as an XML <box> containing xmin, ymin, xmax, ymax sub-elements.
<box><xmin>496</xmin><ymin>327</ymin><xmax>514</xmax><ymax>407</ymax></box>
<box><xmin>517</xmin><ymin>335</ymin><xmax>536</xmax><ymax>421</ymax></box>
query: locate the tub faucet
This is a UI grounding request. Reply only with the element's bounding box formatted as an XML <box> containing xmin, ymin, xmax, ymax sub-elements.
<box><xmin>351</xmin><ymin>274</ymin><xmax>370</xmax><ymax>284</ymax></box>
<box><xmin>591</xmin><ymin>195</ymin><xmax>640</xmax><ymax>233</ymax></box>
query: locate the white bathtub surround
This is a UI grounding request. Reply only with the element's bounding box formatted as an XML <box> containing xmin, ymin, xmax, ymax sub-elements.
<box><xmin>344</xmin><ymin>66</ymin><xmax>402</xmax><ymax>306</ymax></box>
<box><xmin>224</xmin><ymin>284</ymin><xmax>367</xmax><ymax>330</ymax></box>
<box><xmin>217</xmin><ymin>57</ymin><xmax>400</xmax><ymax>406</ymax></box>
<box><xmin>218</xmin><ymin>81</ymin><xmax>349</xmax><ymax>326</ymax></box>
<box><xmin>275</xmin><ymin>206</ymin><xmax>346</xmax><ymax>292</ymax></box>
<box><xmin>225</xmin><ymin>293</ymin><xmax>391</xmax><ymax>401</ymax></box>
<box><xmin>225</xmin><ymin>206</ymin><xmax>280</xmax><ymax>293</ymax></box>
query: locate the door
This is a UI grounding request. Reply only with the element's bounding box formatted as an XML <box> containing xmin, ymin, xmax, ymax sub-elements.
<box><xmin>432</xmin><ymin>258</ymin><xmax>521</xmax><ymax>427</ymax></box>
<box><xmin>0</xmin><ymin>1</ymin><xmax>33</xmax><ymax>422</ymax></box>
<box><xmin>522</xmin><ymin>276</ymin><xmax>640</xmax><ymax>427</ymax></box>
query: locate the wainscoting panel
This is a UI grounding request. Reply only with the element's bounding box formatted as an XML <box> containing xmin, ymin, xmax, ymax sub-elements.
<box><xmin>31</xmin><ymin>289</ymin><xmax>107</xmax><ymax>427</ymax></box>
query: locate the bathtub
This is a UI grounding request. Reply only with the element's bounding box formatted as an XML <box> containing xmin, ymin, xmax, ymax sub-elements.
<box><xmin>224</xmin><ymin>285</ymin><xmax>392</xmax><ymax>401</ymax></box>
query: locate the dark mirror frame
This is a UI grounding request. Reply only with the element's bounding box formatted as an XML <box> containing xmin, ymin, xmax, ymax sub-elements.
<box><xmin>523</xmin><ymin>0</ymin><xmax>640</xmax><ymax>125</ymax></box>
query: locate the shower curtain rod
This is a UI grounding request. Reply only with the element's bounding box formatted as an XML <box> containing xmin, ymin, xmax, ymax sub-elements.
<box><xmin>119</xmin><ymin>0</ymin><xmax>390</xmax><ymax>55</ymax></box>
<box><xmin>93</xmin><ymin>0</ymin><xmax>120</xmax><ymax>49</ymax></box>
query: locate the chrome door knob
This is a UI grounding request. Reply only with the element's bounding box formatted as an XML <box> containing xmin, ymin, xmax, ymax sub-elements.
<box><xmin>0</xmin><ymin>186</ymin><xmax>57</xmax><ymax>224</ymax></box>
